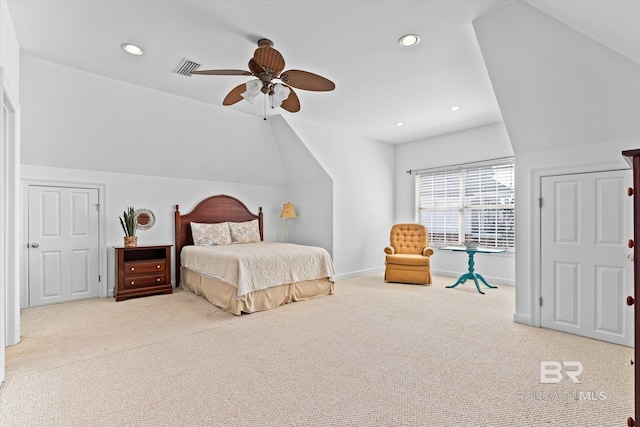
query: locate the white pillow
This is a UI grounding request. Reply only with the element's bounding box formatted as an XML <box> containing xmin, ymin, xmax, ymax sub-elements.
<box><xmin>228</xmin><ymin>219</ymin><xmax>261</xmax><ymax>244</ymax></box>
<box><xmin>190</xmin><ymin>222</ymin><xmax>232</xmax><ymax>246</ymax></box>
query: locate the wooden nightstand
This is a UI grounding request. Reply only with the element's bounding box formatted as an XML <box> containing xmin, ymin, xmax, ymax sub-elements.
<box><xmin>114</xmin><ymin>245</ymin><xmax>172</xmax><ymax>302</ymax></box>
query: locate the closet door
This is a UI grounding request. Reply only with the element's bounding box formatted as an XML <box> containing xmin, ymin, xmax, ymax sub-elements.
<box><xmin>540</xmin><ymin>170</ymin><xmax>633</xmax><ymax>346</ymax></box>
<box><xmin>28</xmin><ymin>185</ymin><xmax>100</xmax><ymax>306</ymax></box>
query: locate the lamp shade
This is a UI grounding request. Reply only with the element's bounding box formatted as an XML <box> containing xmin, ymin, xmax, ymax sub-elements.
<box><xmin>270</xmin><ymin>83</ymin><xmax>291</xmax><ymax>108</ymax></box>
<box><xmin>241</xmin><ymin>79</ymin><xmax>263</xmax><ymax>104</ymax></box>
<box><xmin>280</xmin><ymin>203</ymin><xmax>297</xmax><ymax>219</ymax></box>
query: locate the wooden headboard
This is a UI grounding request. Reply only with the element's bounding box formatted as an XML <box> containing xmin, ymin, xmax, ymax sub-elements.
<box><xmin>174</xmin><ymin>194</ymin><xmax>263</xmax><ymax>286</ymax></box>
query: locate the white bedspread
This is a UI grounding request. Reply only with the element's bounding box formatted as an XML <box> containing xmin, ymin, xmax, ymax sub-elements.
<box><xmin>181</xmin><ymin>242</ymin><xmax>335</xmax><ymax>299</ymax></box>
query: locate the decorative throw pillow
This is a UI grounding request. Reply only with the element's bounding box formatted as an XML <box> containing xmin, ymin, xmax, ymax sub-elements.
<box><xmin>228</xmin><ymin>219</ymin><xmax>261</xmax><ymax>244</ymax></box>
<box><xmin>191</xmin><ymin>222</ymin><xmax>232</xmax><ymax>246</ymax></box>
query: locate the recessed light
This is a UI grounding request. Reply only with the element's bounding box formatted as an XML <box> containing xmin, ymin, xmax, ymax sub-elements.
<box><xmin>121</xmin><ymin>43</ymin><xmax>144</xmax><ymax>56</ymax></box>
<box><xmin>398</xmin><ymin>34</ymin><xmax>420</xmax><ymax>48</ymax></box>
<box><xmin>394</xmin><ymin>122</ymin><xmax>405</xmax><ymax>127</ymax></box>
<box><xmin>449</xmin><ymin>106</ymin><xmax>462</xmax><ymax>111</ymax></box>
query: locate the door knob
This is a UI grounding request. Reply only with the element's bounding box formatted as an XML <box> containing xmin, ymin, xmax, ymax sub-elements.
<box><xmin>628</xmin><ymin>254</ymin><xmax>634</xmax><ymax>261</ymax></box>
<box><xmin>31</xmin><ymin>243</ymin><xmax>40</xmax><ymax>248</ymax></box>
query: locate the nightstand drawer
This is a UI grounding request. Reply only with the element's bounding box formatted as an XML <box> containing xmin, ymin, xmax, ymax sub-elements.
<box><xmin>123</xmin><ymin>259</ymin><xmax>166</xmax><ymax>275</ymax></box>
<box><xmin>123</xmin><ymin>273</ymin><xmax>166</xmax><ymax>289</ymax></box>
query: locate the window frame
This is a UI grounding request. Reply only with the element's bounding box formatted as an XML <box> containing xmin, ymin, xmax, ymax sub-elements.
<box><xmin>414</xmin><ymin>157</ymin><xmax>515</xmax><ymax>251</ymax></box>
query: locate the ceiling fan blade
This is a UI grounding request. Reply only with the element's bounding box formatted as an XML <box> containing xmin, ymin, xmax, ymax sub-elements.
<box><xmin>280</xmin><ymin>70</ymin><xmax>335</xmax><ymax>91</ymax></box>
<box><xmin>223</xmin><ymin>83</ymin><xmax>247</xmax><ymax>106</ymax></box>
<box><xmin>191</xmin><ymin>69</ymin><xmax>252</xmax><ymax>76</ymax></box>
<box><xmin>254</xmin><ymin>46</ymin><xmax>285</xmax><ymax>75</ymax></box>
<box><xmin>248</xmin><ymin>58</ymin><xmax>264</xmax><ymax>76</ymax></box>
<box><xmin>280</xmin><ymin>87</ymin><xmax>300</xmax><ymax>113</ymax></box>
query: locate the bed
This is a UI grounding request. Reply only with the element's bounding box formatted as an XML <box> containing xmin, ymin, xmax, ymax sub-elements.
<box><xmin>175</xmin><ymin>194</ymin><xmax>335</xmax><ymax>315</ymax></box>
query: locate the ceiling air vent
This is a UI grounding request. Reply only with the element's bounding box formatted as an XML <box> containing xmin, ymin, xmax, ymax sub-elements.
<box><xmin>173</xmin><ymin>58</ymin><xmax>201</xmax><ymax>76</ymax></box>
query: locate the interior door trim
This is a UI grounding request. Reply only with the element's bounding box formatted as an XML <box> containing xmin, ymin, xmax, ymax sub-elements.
<box><xmin>530</xmin><ymin>161</ymin><xmax>628</xmax><ymax>328</ymax></box>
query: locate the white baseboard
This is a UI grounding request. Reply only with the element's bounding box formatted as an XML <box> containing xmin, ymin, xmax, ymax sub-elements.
<box><xmin>513</xmin><ymin>313</ymin><xmax>532</xmax><ymax>325</ymax></box>
<box><xmin>334</xmin><ymin>266</ymin><xmax>384</xmax><ymax>281</ymax></box>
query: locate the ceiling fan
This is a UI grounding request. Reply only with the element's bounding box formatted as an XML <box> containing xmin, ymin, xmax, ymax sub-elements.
<box><xmin>191</xmin><ymin>39</ymin><xmax>335</xmax><ymax>113</ymax></box>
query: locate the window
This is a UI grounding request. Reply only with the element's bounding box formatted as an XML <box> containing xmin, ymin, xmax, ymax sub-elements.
<box><xmin>415</xmin><ymin>159</ymin><xmax>515</xmax><ymax>249</ymax></box>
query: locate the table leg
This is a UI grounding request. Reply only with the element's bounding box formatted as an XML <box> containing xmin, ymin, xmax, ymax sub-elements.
<box><xmin>475</xmin><ymin>273</ymin><xmax>497</xmax><ymax>289</ymax></box>
<box><xmin>447</xmin><ymin>273</ymin><xmax>470</xmax><ymax>289</ymax></box>
<box><xmin>471</xmin><ymin>275</ymin><xmax>484</xmax><ymax>294</ymax></box>
<box><xmin>446</xmin><ymin>250</ymin><xmax>498</xmax><ymax>294</ymax></box>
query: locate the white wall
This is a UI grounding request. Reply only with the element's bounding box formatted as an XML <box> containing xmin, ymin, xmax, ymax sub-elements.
<box><xmin>286</xmin><ymin>117</ymin><xmax>395</xmax><ymax>278</ymax></box>
<box><xmin>474</xmin><ymin>2</ymin><xmax>640</xmax><ymax>155</ymax></box>
<box><xmin>270</xmin><ymin>116</ymin><xmax>333</xmax><ymax>253</ymax></box>
<box><xmin>0</xmin><ymin>0</ymin><xmax>19</xmax><ymax>90</ymax></box>
<box><xmin>395</xmin><ymin>122</ymin><xmax>515</xmax><ymax>285</ymax></box>
<box><xmin>21</xmin><ymin>164</ymin><xmax>287</xmax><ymax>300</ymax></box>
<box><xmin>474</xmin><ymin>1</ymin><xmax>640</xmax><ymax>324</ymax></box>
<box><xmin>0</xmin><ymin>0</ymin><xmax>22</xmax><ymax>383</ymax></box>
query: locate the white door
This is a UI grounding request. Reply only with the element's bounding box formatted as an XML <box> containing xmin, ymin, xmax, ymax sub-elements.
<box><xmin>28</xmin><ymin>186</ymin><xmax>100</xmax><ymax>307</ymax></box>
<box><xmin>540</xmin><ymin>170</ymin><xmax>633</xmax><ymax>346</ymax></box>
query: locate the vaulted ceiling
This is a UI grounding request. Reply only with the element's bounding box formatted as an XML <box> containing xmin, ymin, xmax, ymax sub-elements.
<box><xmin>6</xmin><ymin>0</ymin><xmax>640</xmax><ymax>145</ymax></box>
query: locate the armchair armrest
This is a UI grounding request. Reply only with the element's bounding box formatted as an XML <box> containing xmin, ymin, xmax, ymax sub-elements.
<box><xmin>384</xmin><ymin>246</ymin><xmax>396</xmax><ymax>255</ymax></box>
<box><xmin>423</xmin><ymin>247</ymin><xmax>434</xmax><ymax>257</ymax></box>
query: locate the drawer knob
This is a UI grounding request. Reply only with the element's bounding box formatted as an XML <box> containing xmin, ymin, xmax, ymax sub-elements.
<box><xmin>130</xmin><ymin>281</ymin><xmax>135</xmax><ymax>285</ymax></box>
<box><xmin>156</xmin><ymin>265</ymin><xmax>161</xmax><ymax>269</ymax></box>
<box><xmin>130</xmin><ymin>267</ymin><xmax>135</xmax><ymax>271</ymax></box>
<box><xmin>157</xmin><ymin>278</ymin><xmax>161</xmax><ymax>282</ymax></box>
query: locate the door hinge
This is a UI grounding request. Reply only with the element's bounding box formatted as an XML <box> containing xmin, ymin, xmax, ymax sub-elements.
<box><xmin>540</xmin><ymin>296</ymin><xmax>543</xmax><ymax>306</ymax></box>
<box><xmin>98</xmin><ymin>275</ymin><xmax>101</xmax><ymax>282</ymax></box>
<box><xmin>538</xmin><ymin>197</ymin><xmax>543</xmax><ymax>208</ymax></box>
<box><xmin>96</xmin><ymin>203</ymin><xmax>101</xmax><ymax>212</ymax></box>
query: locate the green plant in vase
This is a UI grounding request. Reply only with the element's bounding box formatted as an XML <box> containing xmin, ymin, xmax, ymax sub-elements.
<box><xmin>119</xmin><ymin>206</ymin><xmax>138</xmax><ymax>247</ymax></box>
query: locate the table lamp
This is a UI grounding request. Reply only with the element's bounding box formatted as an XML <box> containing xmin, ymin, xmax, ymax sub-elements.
<box><xmin>280</xmin><ymin>202</ymin><xmax>297</xmax><ymax>243</ymax></box>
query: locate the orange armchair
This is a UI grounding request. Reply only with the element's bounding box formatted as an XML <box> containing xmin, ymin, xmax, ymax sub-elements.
<box><xmin>384</xmin><ymin>223</ymin><xmax>434</xmax><ymax>285</ymax></box>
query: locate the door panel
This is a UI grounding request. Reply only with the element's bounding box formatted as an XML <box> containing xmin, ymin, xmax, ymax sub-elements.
<box><xmin>554</xmin><ymin>180</ymin><xmax>579</xmax><ymax>243</ymax></box>
<box><xmin>541</xmin><ymin>170</ymin><xmax>633</xmax><ymax>346</ymax></box>
<box><xmin>553</xmin><ymin>262</ymin><xmax>580</xmax><ymax>327</ymax></box>
<box><xmin>41</xmin><ymin>251</ymin><xmax>62</xmax><ymax>298</ymax></box>
<box><xmin>594</xmin><ymin>266</ymin><xmax>624</xmax><ymax>335</ymax></box>
<box><xmin>71</xmin><ymin>249</ymin><xmax>90</xmax><ymax>294</ymax></box>
<box><xmin>71</xmin><ymin>192</ymin><xmax>91</xmax><ymax>236</ymax></box>
<box><xmin>596</xmin><ymin>178</ymin><xmax>625</xmax><ymax>245</ymax></box>
<box><xmin>41</xmin><ymin>190</ymin><xmax>61</xmax><ymax>237</ymax></box>
<box><xmin>28</xmin><ymin>186</ymin><xmax>99</xmax><ymax>307</ymax></box>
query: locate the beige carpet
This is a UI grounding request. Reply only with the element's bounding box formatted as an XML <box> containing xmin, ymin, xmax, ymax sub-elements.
<box><xmin>0</xmin><ymin>274</ymin><xmax>634</xmax><ymax>426</ymax></box>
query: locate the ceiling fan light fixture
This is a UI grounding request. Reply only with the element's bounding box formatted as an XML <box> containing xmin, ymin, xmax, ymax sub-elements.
<box><xmin>398</xmin><ymin>34</ymin><xmax>420</xmax><ymax>48</ymax></box>
<box><xmin>192</xmin><ymin>39</ymin><xmax>334</xmax><ymax>113</ymax></box>
<box><xmin>121</xmin><ymin>43</ymin><xmax>144</xmax><ymax>56</ymax></box>
<box><xmin>270</xmin><ymin>83</ymin><xmax>291</xmax><ymax>108</ymax></box>
<box><xmin>241</xmin><ymin>79</ymin><xmax>263</xmax><ymax>104</ymax></box>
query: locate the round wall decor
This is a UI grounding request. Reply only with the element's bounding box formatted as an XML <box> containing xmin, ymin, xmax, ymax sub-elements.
<box><xmin>134</xmin><ymin>208</ymin><xmax>156</xmax><ymax>231</ymax></box>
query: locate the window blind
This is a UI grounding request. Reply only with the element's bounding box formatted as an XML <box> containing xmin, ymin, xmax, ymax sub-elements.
<box><xmin>415</xmin><ymin>159</ymin><xmax>515</xmax><ymax>249</ymax></box>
